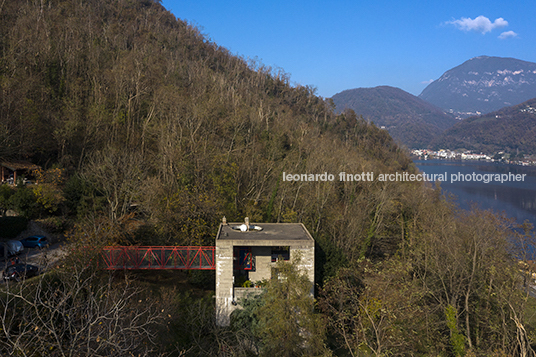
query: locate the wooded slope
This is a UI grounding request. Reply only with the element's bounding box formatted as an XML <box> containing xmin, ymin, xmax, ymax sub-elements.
<box><xmin>0</xmin><ymin>1</ymin><xmax>534</xmax><ymax>356</ymax></box>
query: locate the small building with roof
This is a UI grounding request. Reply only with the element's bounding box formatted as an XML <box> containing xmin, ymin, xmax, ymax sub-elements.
<box><xmin>0</xmin><ymin>161</ymin><xmax>40</xmax><ymax>185</ymax></box>
<box><xmin>215</xmin><ymin>218</ymin><xmax>315</xmax><ymax>326</ymax></box>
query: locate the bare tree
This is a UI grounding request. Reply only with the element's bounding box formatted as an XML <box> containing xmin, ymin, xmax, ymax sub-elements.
<box><xmin>82</xmin><ymin>147</ymin><xmax>146</xmax><ymax>222</ymax></box>
<box><xmin>0</xmin><ymin>263</ymin><xmax>161</xmax><ymax>356</ymax></box>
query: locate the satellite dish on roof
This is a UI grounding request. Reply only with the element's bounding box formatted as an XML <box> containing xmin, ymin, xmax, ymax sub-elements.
<box><xmin>231</xmin><ymin>224</ymin><xmax>263</xmax><ymax>232</ymax></box>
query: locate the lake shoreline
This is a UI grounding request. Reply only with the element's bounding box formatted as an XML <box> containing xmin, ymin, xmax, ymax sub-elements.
<box><xmin>414</xmin><ymin>159</ymin><xmax>536</xmax><ymax>227</ymax></box>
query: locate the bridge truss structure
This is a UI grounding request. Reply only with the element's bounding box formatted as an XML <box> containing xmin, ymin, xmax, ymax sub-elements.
<box><xmin>100</xmin><ymin>246</ymin><xmax>216</xmax><ymax>270</ymax></box>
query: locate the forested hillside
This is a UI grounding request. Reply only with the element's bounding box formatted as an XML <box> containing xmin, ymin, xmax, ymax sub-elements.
<box><xmin>1</xmin><ymin>1</ymin><xmax>535</xmax><ymax>356</ymax></box>
<box><xmin>331</xmin><ymin>86</ymin><xmax>456</xmax><ymax>148</ymax></box>
<box><xmin>0</xmin><ymin>0</ymin><xmax>412</xmax><ymax>247</ymax></box>
<box><xmin>432</xmin><ymin>98</ymin><xmax>536</xmax><ymax>155</ymax></box>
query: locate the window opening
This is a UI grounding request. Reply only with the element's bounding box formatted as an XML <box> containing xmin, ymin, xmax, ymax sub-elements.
<box><xmin>234</xmin><ymin>246</ymin><xmax>254</xmax><ymax>270</ymax></box>
<box><xmin>271</xmin><ymin>246</ymin><xmax>290</xmax><ymax>262</ymax></box>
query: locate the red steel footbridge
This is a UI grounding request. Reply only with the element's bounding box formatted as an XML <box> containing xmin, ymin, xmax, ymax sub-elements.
<box><xmin>100</xmin><ymin>246</ymin><xmax>216</xmax><ymax>270</ymax></box>
<box><xmin>98</xmin><ymin>246</ymin><xmax>253</xmax><ymax>271</ymax></box>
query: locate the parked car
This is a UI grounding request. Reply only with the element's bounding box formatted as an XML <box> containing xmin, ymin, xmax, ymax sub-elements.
<box><xmin>4</xmin><ymin>240</ymin><xmax>24</xmax><ymax>256</ymax></box>
<box><xmin>20</xmin><ymin>235</ymin><xmax>49</xmax><ymax>249</ymax></box>
<box><xmin>2</xmin><ymin>264</ymin><xmax>39</xmax><ymax>281</ymax></box>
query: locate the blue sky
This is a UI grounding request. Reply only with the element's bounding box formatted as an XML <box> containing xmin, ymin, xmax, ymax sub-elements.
<box><xmin>161</xmin><ymin>0</ymin><xmax>535</xmax><ymax>98</ymax></box>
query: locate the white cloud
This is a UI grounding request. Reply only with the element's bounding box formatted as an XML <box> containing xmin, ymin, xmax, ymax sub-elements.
<box><xmin>421</xmin><ymin>79</ymin><xmax>434</xmax><ymax>85</ymax></box>
<box><xmin>446</xmin><ymin>15</ymin><xmax>508</xmax><ymax>34</ymax></box>
<box><xmin>498</xmin><ymin>30</ymin><xmax>518</xmax><ymax>39</ymax></box>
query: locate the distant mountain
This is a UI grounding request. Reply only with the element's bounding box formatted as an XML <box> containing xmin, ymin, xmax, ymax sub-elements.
<box><xmin>432</xmin><ymin>98</ymin><xmax>536</xmax><ymax>154</ymax></box>
<box><xmin>331</xmin><ymin>86</ymin><xmax>456</xmax><ymax>148</ymax></box>
<box><xmin>419</xmin><ymin>56</ymin><xmax>536</xmax><ymax>118</ymax></box>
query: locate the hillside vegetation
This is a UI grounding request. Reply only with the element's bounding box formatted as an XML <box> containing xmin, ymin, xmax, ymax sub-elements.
<box><xmin>332</xmin><ymin>86</ymin><xmax>456</xmax><ymax>148</ymax></box>
<box><xmin>0</xmin><ymin>0</ymin><xmax>411</xmax><ymax>247</ymax></box>
<box><xmin>433</xmin><ymin>98</ymin><xmax>536</xmax><ymax>155</ymax></box>
<box><xmin>1</xmin><ymin>1</ymin><xmax>536</xmax><ymax>356</ymax></box>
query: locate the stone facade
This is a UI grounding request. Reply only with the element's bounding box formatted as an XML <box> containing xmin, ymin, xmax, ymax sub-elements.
<box><xmin>215</xmin><ymin>222</ymin><xmax>315</xmax><ymax>326</ymax></box>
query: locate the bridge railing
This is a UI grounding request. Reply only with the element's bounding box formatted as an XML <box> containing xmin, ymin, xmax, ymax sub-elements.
<box><xmin>100</xmin><ymin>246</ymin><xmax>216</xmax><ymax>270</ymax></box>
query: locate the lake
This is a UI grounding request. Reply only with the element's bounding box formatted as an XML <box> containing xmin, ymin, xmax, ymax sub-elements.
<box><xmin>414</xmin><ymin>159</ymin><xmax>536</xmax><ymax>228</ymax></box>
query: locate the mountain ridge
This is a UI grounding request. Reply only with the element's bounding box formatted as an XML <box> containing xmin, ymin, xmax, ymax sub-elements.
<box><xmin>432</xmin><ymin>97</ymin><xmax>536</xmax><ymax>154</ymax></box>
<box><xmin>419</xmin><ymin>56</ymin><xmax>536</xmax><ymax>117</ymax></box>
<box><xmin>331</xmin><ymin>85</ymin><xmax>456</xmax><ymax>148</ymax></box>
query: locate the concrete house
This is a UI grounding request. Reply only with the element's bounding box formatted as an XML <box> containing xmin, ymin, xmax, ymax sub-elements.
<box><xmin>215</xmin><ymin>219</ymin><xmax>315</xmax><ymax>326</ymax></box>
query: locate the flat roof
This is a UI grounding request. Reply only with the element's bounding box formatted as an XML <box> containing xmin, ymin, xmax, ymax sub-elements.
<box><xmin>216</xmin><ymin>222</ymin><xmax>314</xmax><ymax>242</ymax></box>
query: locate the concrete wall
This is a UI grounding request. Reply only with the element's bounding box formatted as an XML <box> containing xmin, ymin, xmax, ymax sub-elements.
<box><xmin>234</xmin><ymin>287</ymin><xmax>264</xmax><ymax>303</ymax></box>
<box><xmin>291</xmin><ymin>247</ymin><xmax>315</xmax><ymax>296</ymax></box>
<box><xmin>215</xmin><ymin>243</ymin><xmax>234</xmax><ymax>326</ymax></box>
<box><xmin>248</xmin><ymin>246</ymin><xmax>271</xmax><ymax>283</ymax></box>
